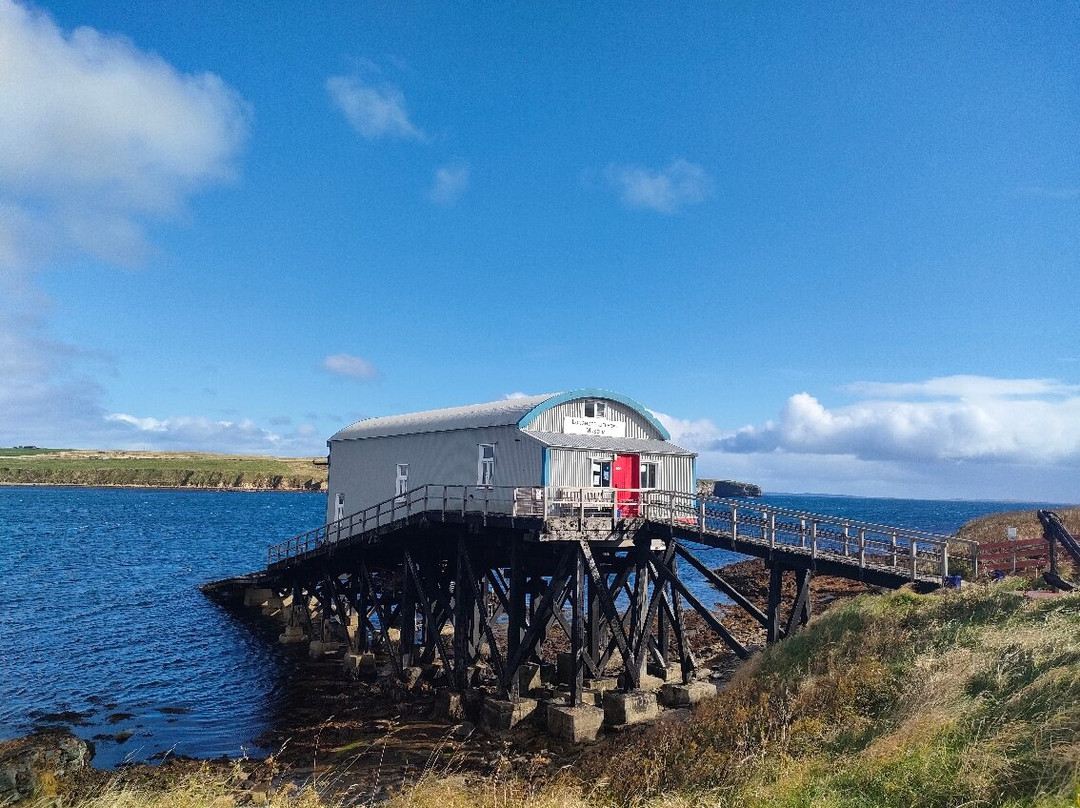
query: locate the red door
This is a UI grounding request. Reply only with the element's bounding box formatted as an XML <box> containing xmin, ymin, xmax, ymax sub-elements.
<box><xmin>612</xmin><ymin>454</ymin><xmax>640</xmax><ymax>517</ymax></box>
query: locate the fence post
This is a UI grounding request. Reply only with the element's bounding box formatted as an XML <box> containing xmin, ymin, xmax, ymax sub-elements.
<box><xmin>811</xmin><ymin>521</ymin><xmax>818</xmax><ymax>560</ymax></box>
<box><xmin>769</xmin><ymin>512</ymin><xmax>775</xmax><ymax>549</ymax></box>
<box><xmin>940</xmin><ymin>541</ymin><xmax>949</xmax><ymax>579</ymax></box>
<box><xmin>909</xmin><ymin>539</ymin><xmax>918</xmax><ymax>581</ymax></box>
<box><xmin>699</xmin><ymin>498</ymin><xmax>705</xmax><ymax>535</ymax></box>
<box><xmin>858</xmin><ymin>529</ymin><xmax>866</xmax><ymax>568</ymax></box>
<box><xmin>890</xmin><ymin>531</ymin><xmax>898</xmax><ymax>567</ymax></box>
<box><xmin>842</xmin><ymin>524</ymin><xmax>850</xmax><ymax>557</ymax></box>
<box><xmin>731</xmin><ymin>506</ymin><xmax>739</xmax><ymax>543</ymax></box>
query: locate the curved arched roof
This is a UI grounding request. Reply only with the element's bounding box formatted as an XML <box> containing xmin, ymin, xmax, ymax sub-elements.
<box><xmin>515</xmin><ymin>388</ymin><xmax>670</xmax><ymax>439</ymax></box>
<box><xmin>329</xmin><ymin>388</ymin><xmax>671</xmax><ymax>441</ymax></box>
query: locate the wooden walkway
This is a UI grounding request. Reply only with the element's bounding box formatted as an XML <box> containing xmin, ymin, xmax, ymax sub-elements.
<box><xmin>268</xmin><ymin>485</ymin><xmax>976</xmax><ymax>588</ymax></box>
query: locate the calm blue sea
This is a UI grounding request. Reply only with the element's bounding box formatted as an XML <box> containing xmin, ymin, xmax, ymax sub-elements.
<box><xmin>0</xmin><ymin>486</ymin><xmax>1070</xmax><ymax>767</ymax></box>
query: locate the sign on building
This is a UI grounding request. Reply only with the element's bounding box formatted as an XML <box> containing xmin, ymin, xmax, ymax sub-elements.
<box><xmin>563</xmin><ymin>416</ymin><xmax>626</xmax><ymax>437</ymax></box>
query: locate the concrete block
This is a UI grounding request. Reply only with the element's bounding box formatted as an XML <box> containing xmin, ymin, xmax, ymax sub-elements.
<box><xmin>480</xmin><ymin>697</ymin><xmax>537</xmax><ymax>732</ymax></box>
<box><xmin>308</xmin><ymin>640</ymin><xmax>345</xmax><ymax>659</ymax></box>
<box><xmin>618</xmin><ymin>672</ymin><xmax>665</xmax><ymax>693</ymax></box>
<box><xmin>556</xmin><ymin>652</ymin><xmax>572</xmax><ymax>685</ymax></box>
<box><xmin>540</xmin><ymin>662</ymin><xmax>557</xmax><ymax>685</ymax></box>
<box><xmin>659</xmin><ymin>681</ymin><xmax>720</xmax><ymax>708</ymax></box>
<box><xmin>547</xmin><ymin>704</ymin><xmax>605</xmax><ymax>743</ymax></box>
<box><xmin>343</xmin><ymin>652</ymin><xmax>377</xmax><ymax>678</ymax></box>
<box><xmin>244</xmin><ymin>587</ymin><xmax>274</xmax><ymax>607</ymax></box>
<box><xmin>582</xmin><ymin>677</ymin><xmax>619</xmax><ymax>707</ymax></box>
<box><xmin>278</xmin><ymin>625</ymin><xmax>307</xmax><ymax>644</ymax></box>
<box><xmin>518</xmin><ymin>662</ymin><xmax>541</xmax><ymax>693</ymax></box>
<box><xmin>603</xmin><ymin>690</ymin><xmax>659</xmax><ymax>727</ymax></box>
<box><xmin>433</xmin><ymin>690</ymin><xmax>465</xmax><ymax>721</ymax></box>
<box><xmin>647</xmin><ymin>662</ymin><xmax>673</xmax><ymax>681</ymax></box>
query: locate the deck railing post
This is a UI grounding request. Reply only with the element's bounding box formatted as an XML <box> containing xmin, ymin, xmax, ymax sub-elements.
<box><xmin>842</xmin><ymin>524</ymin><xmax>850</xmax><ymax>557</ymax></box>
<box><xmin>769</xmin><ymin>512</ymin><xmax>776</xmax><ymax>549</ymax></box>
<box><xmin>811</xmin><ymin>521</ymin><xmax>818</xmax><ymax>560</ymax></box>
<box><xmin>909</xmin><ymin>539</ymin><xmax>918</xmax><ymax>581</ymax></box>
<box><xmin>858</xmin><ymin>529</ymin><xmax>866</xmax><ymax>568</ymax></box>
<box><xmin>579</xmin><ymin>489</ymin><xmax>584</xmax><ymax>531</ymax></box>
<box><xmin>731</xmin><ymin>506</ymin><xmax>739</xmax><ymax>543</ymax></box>
<box><xmin>669</xmin><ymin>491</ymin><xmax>675</xmax><ymax>528</ymax></box>
<box><xmin>799</xmin><ymin>518</ymin><xmax>806</xmax><ymax>548</ymax></box>
<box><xmin>462</xmin><ymin>486</ymin><xmax>467</xmax><ymax>518</ymax></box>
<box><xmin>940</xmin><ymin>541</ymin><xmax>949</xmax><ymax>579</ymax></box>
<box><xmin>890</xmin><ymin>531</ymin><xmax>898</xmax><ymax>567</ymax></box>
<box><xmin>699</xmin><ymin>499</ymin><xmax>705</xmax><ymax>536</ymax></box>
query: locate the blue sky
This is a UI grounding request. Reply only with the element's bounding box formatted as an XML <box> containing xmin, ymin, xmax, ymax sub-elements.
<box><xmin>1</xmin><ymin>0</ymin><xmax>1078</xmax><ymax>501</ymax></box>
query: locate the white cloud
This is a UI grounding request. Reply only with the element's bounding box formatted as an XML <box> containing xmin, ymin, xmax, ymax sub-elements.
<box><xmin>319</xmin><ymin>353</ymin><xmax>378</xmax><ymax>381</ymax></box>
<box><xmin>604</xmin><ymin>158</ymin><xmax>712</xmax><ymax>214</ymax></box>
<box><xmin>326</xmin><ymin>75</ymin><xmax>424</xmax><ymax>141</ymax></box>
<box><xmin>845</xmin><ymin>375</ymin><xmax>1079</xmax><ymax>400</ymax></box>
<box><xmin>650</xmin><ymin>410</ymin><xmax>722</xmax><ymax>447</ymax></box>
<box><xmin>715</xmin><ymin>378</ymin><xmax>1080</xmax><ymax>465</ymax></box>
<box><xmin>104</xmin><ymin>413</ymin><xmax>324</xmax><ymax>455</ymax></box>
<box><xmin>653</xmin><ymin>377</ymin><xmax>1080</xmax><ymax>501</ymax></box>
<box><xmin>0</xmin><ymin>0</ymin><xmax>249</xmax><ymax>271</ymax></box>
<box><xmin>428</xmin><ymin>163</ymin><xmax>469</xmax><ymax>205</ymax></box>
<box><xmin>503</xmin><ymin>392</ymin><xmax>533</xmax><ymax>400</ymax></box>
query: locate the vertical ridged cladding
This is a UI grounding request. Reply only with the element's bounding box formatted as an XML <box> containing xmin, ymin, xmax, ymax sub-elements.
<box><xmin>523</xmin><ymin>398</ymin><xmax>659</xmax><ymax>439</ymax></box>
<box><xmin>547</xmin><ymin>449</ymin><xmax>694</xmax><ymax>493</ymax></box>
<box><xmin>326</xmin><ymin>426</ymin><xmax>544</xmax><ymax>521</ymax></box>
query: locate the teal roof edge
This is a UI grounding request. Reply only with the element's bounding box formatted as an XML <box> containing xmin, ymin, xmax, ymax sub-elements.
<box><xmin>516</xmin><ymin>388</ymin><xmax>672</xmax><ymax>441</ymax></box>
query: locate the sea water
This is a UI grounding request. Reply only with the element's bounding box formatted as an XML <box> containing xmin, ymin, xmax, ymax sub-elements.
<box><xmin>0</xmin><ymin>485</ymin><xmax>1069</xmax><ymax>766</ymax></box>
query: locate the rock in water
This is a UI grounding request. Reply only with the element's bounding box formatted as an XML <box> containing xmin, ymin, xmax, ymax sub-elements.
<box><xmin>0</xmin><ymin>730</ymin><xmax>94</xmax><ymax>803</ymax></box>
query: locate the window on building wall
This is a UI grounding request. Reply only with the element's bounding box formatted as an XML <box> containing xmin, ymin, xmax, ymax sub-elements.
<box><xmin>334</xmin><ymin>492</ymin><xmax>345</xmax><ymax>521</ymax></box>
<box><xmin>477</xmin><ymin>444</ymin><xmax>495</xmax><ymax>486</ymax></box>
<box><xmin>640</xmin><ymin>462</ymin><xmax>658</xmax><ymax>490</ymax></box>
<box><xmin>584</xmin><ymin>400</ymin><xmax>606</xmax><ymax>418</ymax></box>
<box><xmin>591</xmin><ymin>459</ymin><xmax>612</xmax><ymax>487</ymax></box>
<box><xmin>395</xmin><ymin>464</ymin><xmax>409</xmax><ymax>499</ymax></box>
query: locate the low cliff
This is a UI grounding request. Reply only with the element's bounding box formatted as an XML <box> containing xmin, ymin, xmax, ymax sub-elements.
<box><xmin>698</xmin><ymin>477</ymin><xmax>763</xmax><ymax>498</ymax></box>
<box><xmin>0</xmin><ymin>449</ymin><xmax>327</xmax><ymax>491</ymax></box>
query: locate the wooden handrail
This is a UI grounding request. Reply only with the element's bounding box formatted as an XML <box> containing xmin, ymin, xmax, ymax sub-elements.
<box><xmin>266</xmin><ymin>484</ymin><xmax>975</xmax><ymax>583</ymax></box>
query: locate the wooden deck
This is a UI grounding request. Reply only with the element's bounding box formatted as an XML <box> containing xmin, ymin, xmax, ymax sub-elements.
<box><xmin>267</xmin><ymin>484</ymin><xmax>976</xmax><ymax>588</ymax></box>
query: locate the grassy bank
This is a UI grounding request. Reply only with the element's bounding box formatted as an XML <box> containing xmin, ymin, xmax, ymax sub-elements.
<box><xmin>36</xmin><ymin>582</ymin><xmax>1080</xmax><ymax>808</ymax></box>
<box><xmin>957</xmin><ymin>506</ymin><xmax>1080</xmax><ymax>546</ymax></box>
<box><xmin>0</xmin><ymin>449</ymin><xmax>327</xmax><ymax>491</ymax></box>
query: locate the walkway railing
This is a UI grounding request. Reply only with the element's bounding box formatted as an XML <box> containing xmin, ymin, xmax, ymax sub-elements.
<box><xmin>267</xmin><ymin>484</ymin><xmax>978</xmax><ymax>582</ymax></box>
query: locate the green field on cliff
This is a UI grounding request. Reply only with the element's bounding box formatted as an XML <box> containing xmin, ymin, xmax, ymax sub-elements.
<box><xmin>0</xmin><ymin>449</ymin><xmax>327</xmax><ymax>491</ymax></box>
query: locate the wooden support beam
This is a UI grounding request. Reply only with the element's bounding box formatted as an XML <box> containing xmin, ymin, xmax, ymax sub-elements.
<box><xmin>766</xmin><ymin>564</ymin><xmax>784</xmax><ymax>644</ymax></box>
<box><xmin>652</xmin><ymin>558</ymin><xmax>749</xmax><ymax>659</ymax></box>
<box><xmin>460</xmin><ymin>538</ymin><xmax>507</xmax><ymax>687</ymax></box>
<box><xmin>785</xmin><ymin>567</ymin><xmax>813</xmax><ymax>637</ymax></box>
<box><xmin>502</xmin><ymin>545</ymin><xmax>575</xmax><ymax>692</ymax></box>
<box><xmin>578</xmin><ymin>540</ymin><xmax>637</xmax><ymax>689</ymax></box>
<box><xmin>570</xmin><ymin>547</ymin><xmax>585</xmax><ymax>706</ymax></box>
<box><xmin>675</xmin><ymin>543</ymin><xmax>769</xmax><ymax>627</ymax></box>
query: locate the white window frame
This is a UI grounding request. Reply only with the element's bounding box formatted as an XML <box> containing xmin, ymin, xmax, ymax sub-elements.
<box><xmin>591</xmin><ymin>458</ymin><xmax>612</xmax><ymax>488</ymax></box>
<box><xmin>640</xmin><ymin>462</ymin><xmax>658</xmax><ymax>490</ymax></box>
<box><xmin>584</xmin><ymin>400</ymin><xmax>607</xmax><ymax>419</ymax></box>
<box><xmin>395</xmin><ymin>463</ymin><xmax>409</xmax><ymax>500</ymax></box>
<box><xmin>477</xmin><ymin>444</ymin><xmax>496</xmax><ymax>487</ymax></box>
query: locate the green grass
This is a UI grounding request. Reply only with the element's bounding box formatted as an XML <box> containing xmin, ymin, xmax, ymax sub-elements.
<box><xmin>0</xmin><ymin>449</ymin><xmax>327</xmax><ymax>491</ymax></box>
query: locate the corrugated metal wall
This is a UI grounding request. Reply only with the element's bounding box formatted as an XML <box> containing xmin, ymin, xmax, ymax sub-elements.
<box><xmin>524</xmin><ymin>398</ymin><xmax>660</xmax><ymax>439</ymax></box>
<box><xmin>547</xmin><ymin>448</ymin><xmax>694</xmax><ymax>493</ymax></box>
<box><xmin>326</xmin><ymin>426</ymin><xmax>545</xmax><ymax>521</ymax></box>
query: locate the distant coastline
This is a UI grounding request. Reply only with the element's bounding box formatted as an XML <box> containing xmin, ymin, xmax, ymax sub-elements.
<box><xmin>0</xmin><ymin>448</ymin><xmax>327</xmax><ymax>492</ymax></box>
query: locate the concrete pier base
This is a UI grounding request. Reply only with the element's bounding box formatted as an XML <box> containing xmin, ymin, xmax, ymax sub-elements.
<box><xmin>547</xmin><ymin>704</ymin><xmax>604</xmax><ymax>743</ymax></box>
<box><xmin>658</xmin><ymin>681</ymin><xmax>720</xmax><ymax>708</ymax></box>
<box><xmin>278</xmin><ymin>624</ymin><xmax>307</xmax><ymax>644</ymax></box>
<box><xmin>343</xmin><ymin>652</ymin><xmax>377</xmax><ymax>678</ymax></box>
<box><xmin>433</xmin><ymin>690</ymin><xmax>465</xmax><ymax>721</ymax></box>
<box><xmin>603</xmin><ymin>690</ymin><xmax>659</xmax><ymax>727</ymax></box>
<box><xmin>480</xmin><ymin>697</ymin><xmax>537</xmax><ymax>732</ymax></box>
<box><xmin>308</xmin><ymin>640</ymin><xmax>345</xmax><ymax>659</ymax></box>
